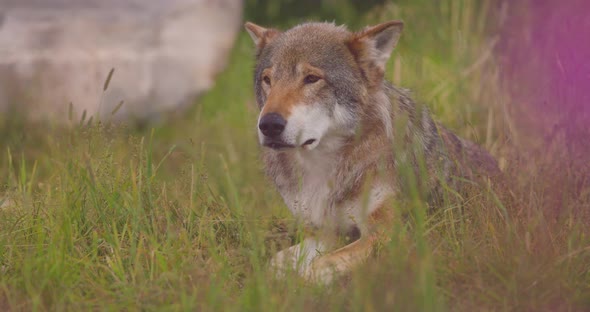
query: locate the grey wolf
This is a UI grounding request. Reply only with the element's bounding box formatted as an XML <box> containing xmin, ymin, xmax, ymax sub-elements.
<box><xmin>245</xmin><ymin>20</ymin><xmax>500</xmax><ymax>284</ymax></box>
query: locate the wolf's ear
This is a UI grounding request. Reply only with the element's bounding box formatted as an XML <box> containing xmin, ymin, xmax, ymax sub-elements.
<box><xmin>348</xmin><ymin>20</ymin><xmax>403</xmax><ymax>72</ymax></box>
<box><xmin>245</xmin><ymin>22</ymin><xmax>279</xmax><ymax>50</ymax></box>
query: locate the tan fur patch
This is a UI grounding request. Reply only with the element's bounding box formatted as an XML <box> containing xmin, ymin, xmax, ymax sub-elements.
<box><xmin>346</xmin><ymin>21</ymin><xmax>403</xmax><ymax>89</ymax></box>
<box><xmin>345</xmin><ymin>37</ymin><xmax>385</xmax><ymax>89</ymax></box>
<box><xmin>261</xmin><ymin>84</ymin><xmax>304</xmax><ymax>118</ymax></box>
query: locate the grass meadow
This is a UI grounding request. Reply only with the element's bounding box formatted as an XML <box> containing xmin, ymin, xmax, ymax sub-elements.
<box><xmin>1</xmin><ymin>1</ymin><xmax>589</xmax><ymax>310</ymax></box>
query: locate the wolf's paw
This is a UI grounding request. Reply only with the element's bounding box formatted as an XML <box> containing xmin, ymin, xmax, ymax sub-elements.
<box><xmin>268</xmin><ymin>239</ymin><xmax>327</xmax><ymax>280</ymax></box>
<box><xmin>269</xmin><ymin>248</ymin><xmax>301</xmax><ymax>279</ymax></box>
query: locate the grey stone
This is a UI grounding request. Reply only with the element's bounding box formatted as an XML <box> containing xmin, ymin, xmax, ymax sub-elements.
<box><xmin>0</xmin><ymin>0</ymin><xmax>242</xmax><ymax>121</ymax></box>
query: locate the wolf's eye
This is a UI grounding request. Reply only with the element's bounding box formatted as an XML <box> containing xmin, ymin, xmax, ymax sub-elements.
<box><xmin>263</xmin><ymin>76</ymin><xmax>271</xmax><ymax>85</ymax></box>
<box><xmin>304</xmin><ymin>75</ymin><xmax>321</xmax><ymax>84</ymax></box>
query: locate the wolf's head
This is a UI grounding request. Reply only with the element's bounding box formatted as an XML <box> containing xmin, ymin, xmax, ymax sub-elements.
<box><xmin>245</xmin><ymin>21</ymin><xmax>403</xmax><ymax>151</ymax></box>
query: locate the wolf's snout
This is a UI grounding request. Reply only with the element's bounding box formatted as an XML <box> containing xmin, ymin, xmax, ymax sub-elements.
<box><xmin>259</xmin><ymin>113</ymin><xmax>286</xmax><ymax>137</ymax></box>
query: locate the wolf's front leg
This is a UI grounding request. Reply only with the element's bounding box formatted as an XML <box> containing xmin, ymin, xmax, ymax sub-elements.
<box><xmin>269</xmin><ymin>237</ymin><xmax>329</xmax><ymax>278</ymax></box>
<box><xmin>304</xmin><ymin>235</ymin><xmax>376</xmax><ymax>284</ymax></box>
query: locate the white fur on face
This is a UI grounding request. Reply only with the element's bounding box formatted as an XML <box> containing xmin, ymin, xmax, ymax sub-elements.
<box><xmin>283</xmin><ymin>103</ymin><xmax>331</xmax><ymax>150</ymax></box>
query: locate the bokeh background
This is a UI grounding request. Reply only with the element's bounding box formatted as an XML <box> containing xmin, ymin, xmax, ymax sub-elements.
<box><xmin>0</xmin><ymin>1</ymin><xmax>589</xmax><ymax>310</ymax></box>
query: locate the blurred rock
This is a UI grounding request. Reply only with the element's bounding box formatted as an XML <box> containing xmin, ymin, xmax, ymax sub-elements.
<box><xmin>0</xmin><ymin>0</ymin><xmax>242</xmax><ymax>122</ymax></box>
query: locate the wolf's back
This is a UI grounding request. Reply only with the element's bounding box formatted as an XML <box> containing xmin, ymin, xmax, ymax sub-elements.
<box><xmin>437</xmin><ymin>125</ymin><xmax>501</xmax><ymax>181</ymax></box>
<box><xmin>385</xmin><ymin>82</ymin><xmax>500</xmax><ymax>184</ymax></box>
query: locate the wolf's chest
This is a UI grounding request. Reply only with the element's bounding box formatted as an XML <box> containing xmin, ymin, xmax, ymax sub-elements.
<box><xmin>276</xmin><ymin>151</ymin><xmax>337</xmax><ymax>227</ymax></box>
<box><xmin>281</xmin><ymin>173</ymin><xmax>332</xmax><ymax>227</ymax></box>
<box><xmin>279</xmin><ymin>173</ymin><xmax>395</xmax><ymax>230</ymax></box>
<box><xmin>270</xmin><ymin>148</ymin><xmax>394</xmax><ymax>228</ymax></box>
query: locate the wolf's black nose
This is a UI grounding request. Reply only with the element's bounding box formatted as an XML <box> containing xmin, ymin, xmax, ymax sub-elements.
<box><xmin>259</xmin><ymin>113</ymin><xmax>286</xmax><ymax>137</ymax></box>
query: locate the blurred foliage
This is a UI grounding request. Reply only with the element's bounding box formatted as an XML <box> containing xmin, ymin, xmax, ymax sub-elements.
<box><xmin>244</xmin><ymin>0</ymin><xmax>386</xmax><ymax>27</ymax></box>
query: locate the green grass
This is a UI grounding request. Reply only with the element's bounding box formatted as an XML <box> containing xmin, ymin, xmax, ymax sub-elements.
<box><xmin>1</xmin><ymin>1</ymin><xmax>589</xmax><ymax>311</ymax></box>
